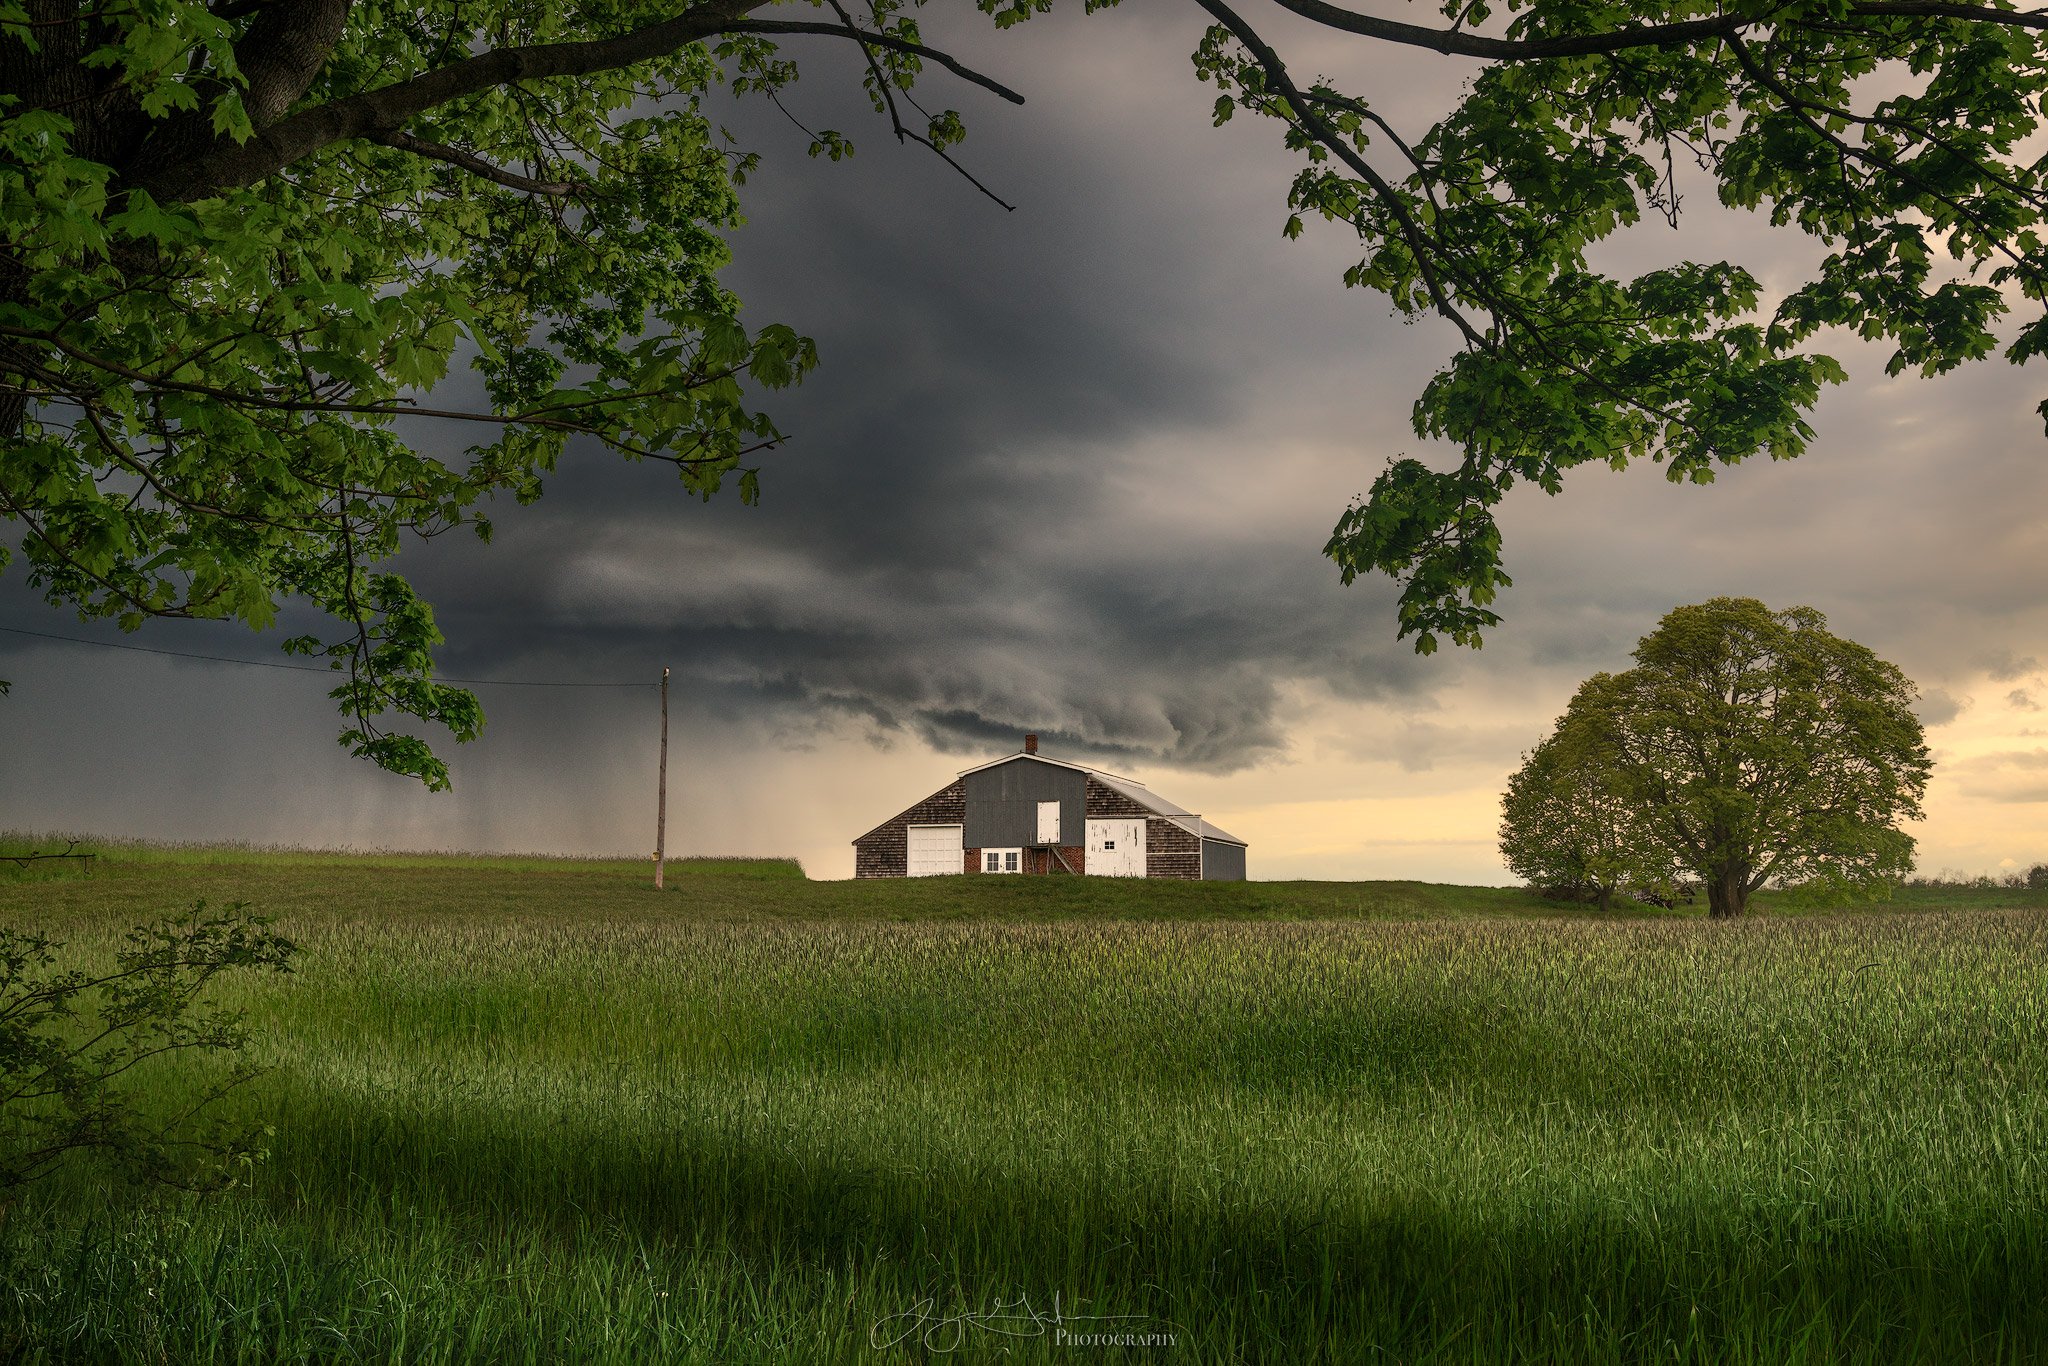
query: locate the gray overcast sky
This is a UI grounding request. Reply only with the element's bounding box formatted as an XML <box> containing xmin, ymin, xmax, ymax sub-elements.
<box><xmin>4</xmin><ymin>5</ymin><xmax>2046</xmax><ymax>879</ymax></box>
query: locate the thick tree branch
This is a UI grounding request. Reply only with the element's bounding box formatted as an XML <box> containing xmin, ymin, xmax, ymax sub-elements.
<box><xmin>127</xmin><ymin>0</ymin><xmax>355</xmax><ymax>179</ymax></box>
<box><xmin>136</xmin><ymin>0</ymin><xmax>773</xmax><ymax>202</ymax></box>
<box><xmin>134</xmin><ymin>1</ymin><xmax>1023</xmax><ymax>204</ymax></box>
<box><xmin>235</xmin><ymin>0</ymin><xmax>355</xmax><ymax>126</ymax></box>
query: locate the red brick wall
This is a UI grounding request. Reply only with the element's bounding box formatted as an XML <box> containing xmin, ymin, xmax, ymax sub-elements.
<box><xmin>1029</xmin><ymin>846</ymin><xmax>1085</xmax><ymax>875</ymax></box>
<box><xmin>852</xmin><ymin>780</ymin><xmax>965</xmax><ymax>878</ymax></box>
<box><xmin>965</xmin><ymin>845</ymin><xmax>1085</xmax><ymax>875</ymax></box>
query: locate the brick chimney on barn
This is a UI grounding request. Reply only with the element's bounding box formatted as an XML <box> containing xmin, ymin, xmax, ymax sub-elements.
<box><xmin>1024</xmin><ymin>733</ymin><xmax>1039</xmax><ymax>754</ymax></box>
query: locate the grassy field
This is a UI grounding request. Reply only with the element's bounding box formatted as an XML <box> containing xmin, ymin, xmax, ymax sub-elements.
<box><xmin>3</xmin><ymin>841</ymin><xmax>2048</xmax><ymax>1363</ymax></box>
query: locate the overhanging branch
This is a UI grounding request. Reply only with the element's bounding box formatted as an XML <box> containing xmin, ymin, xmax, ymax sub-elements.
<box><xmin>137</xmin><ymin>1</ymin><xmax>771</xmax><ymax>202</ymax></box>
<box><xmin>135</xmin><ymin>0</ymin><xmax>1024</xmax><ymax>205</ymax></box>
<box><xmin>1265</xmin><ymin>0</ymin><xmax>1742</xmax><ymax>59</ymax></box>
<box><xmin>731</xmin><ymin>18</ymin><xmax>1025</xmax><ymax>105</ymax></box>
<box><xmin>1262</xmin><ymin>0</ymin><xmax>2048</xmax><ymax>62</ymax></box>
<box><xmin>1196</xmin><ymin>0</ymin><xmax>1490</xmax><ymax>349</ymax></box>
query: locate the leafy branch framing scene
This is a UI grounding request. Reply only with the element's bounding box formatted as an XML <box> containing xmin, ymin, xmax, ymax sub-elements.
<box><xmin>5</xmin><ymin>0</ymin><xmax>2047</xmax><ymax>775</ymax></box>
<box><xmin>5</xmin><ymin>2</ymin><xmax>2048</xmax><ymax>1362</ymax></box>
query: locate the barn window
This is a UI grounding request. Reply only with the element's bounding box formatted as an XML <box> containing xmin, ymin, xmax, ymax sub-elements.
<box><xmin>983</xmin><ymin>848</ymin><xmax>1023</xmax><ymax>874</ymax></box>
<box><xmin>1005</xmin><ymin>851</ymin><xmax>1019</xmax><ymax>871</ymax></box>
<box><xmin>1104</xmin><ymin>840</ymin><xmax>1116</xmax><ymax>850</ymax></box>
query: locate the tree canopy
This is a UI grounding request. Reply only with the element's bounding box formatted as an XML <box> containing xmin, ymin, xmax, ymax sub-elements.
<box><xmin>3</xmin><ymin>1</ymin><xmax>2042</xmax><ymax>779</ymax></box>
<box><xmin>1498</xmin><ymin>695</ymin><xmax>1672</xmax><ymax>911</ymax></box>
<box><xmin>1504</xmin><ymin>597</ymin><xmax>1931</xmax><ymax>917</ymax></box>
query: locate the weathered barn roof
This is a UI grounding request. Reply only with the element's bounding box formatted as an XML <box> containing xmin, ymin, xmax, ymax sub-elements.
<box><xmin>955</xmin><ymin>752</ymin><xmax>1249</xmax><ymax>848</ymax></box>
<box><xmin>1083</xmin><ymin>768</ymin><xmax>1249</xmax><ymax>848</ymax></box>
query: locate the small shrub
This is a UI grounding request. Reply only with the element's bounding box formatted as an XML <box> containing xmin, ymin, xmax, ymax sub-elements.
<box><xmin>0</xmin><ymin>903</ymin><xmax>295</xmax><ymax>1191</ymax></box>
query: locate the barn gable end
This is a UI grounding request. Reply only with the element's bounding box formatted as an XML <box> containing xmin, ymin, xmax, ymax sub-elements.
<box><xmin>964</xmin><ymin>757</ymin><xmax>1086</xmax><ymax>848</ymax></box>
<box><xmin>850</xmin><ymin>739</ymin><xmax>1246</xmax><ymax>880</ymax></box>
<box><xmin>852</xmin><ymin>780</ymin><xmax>966</xmax><ymax>878</ymax></box>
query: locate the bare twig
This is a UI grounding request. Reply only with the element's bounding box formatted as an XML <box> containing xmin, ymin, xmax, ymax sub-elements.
<box><xmin>0</xmin><ymin>840</ymin><xmax>96</xmax><ymax>870</ymax></box>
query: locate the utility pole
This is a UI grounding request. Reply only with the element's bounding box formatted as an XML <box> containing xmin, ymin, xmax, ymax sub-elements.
<box><xmin>654</xmin><ymin>666</ymin><xmax>670</xmax><ymax>890</ymax></box>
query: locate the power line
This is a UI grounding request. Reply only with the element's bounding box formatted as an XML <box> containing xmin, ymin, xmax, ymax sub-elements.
<box><xmin>0</xmin><ymin>624</ymin><xmax>655</xmax><ymax>688</ymax></box>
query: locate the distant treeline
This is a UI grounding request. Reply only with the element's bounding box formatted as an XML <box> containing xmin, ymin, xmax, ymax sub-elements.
<box><xmin>1905</xmin><ymin>865</ymin><xmax>2048</xmax><ymax>891</ymax></box>
<box><xmin>1527</xmin><ymin>863</ymin><xmax>2048</xmax><ymax>907</ymax></box>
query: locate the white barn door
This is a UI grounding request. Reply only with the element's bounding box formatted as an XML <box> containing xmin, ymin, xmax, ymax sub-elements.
<box><xmin>906</xmin><ymin>824</ymin><xmax>963</xmax><ymax>876</ymax></box>
<box><xmin>1037</xmin><ymin>801</ymin><xmax>1062</xmax><ymax>845</ymax></box>
<box><xmin>1086</xmin><ymin>819</ymin><xmax>1146</xmax><ymax>877</ymax></box>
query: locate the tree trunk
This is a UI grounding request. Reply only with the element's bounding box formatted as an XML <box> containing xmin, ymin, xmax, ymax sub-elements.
<box><xmin>1595</xmin><ymin>884</ymin><xmax>1613</xmax><ymax>913</ymax></box>
<box><xmin>2</xmin><ymin>6</ymin><xmax>138</xmax><ymax>444</ymax></box>
<box><xmin>1705</xmin><ymin>865</ymin><xmax>1748</xmax><ymax>918</ymax></box>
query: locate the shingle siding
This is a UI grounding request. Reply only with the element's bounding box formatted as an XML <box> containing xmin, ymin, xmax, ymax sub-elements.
<box><xmin>1083</xmin><ymin>777</ymin><xmax>1151</xmax><ymax>822</ymax></box>
<box><xmin>852</xmin><ymin>780</ymin><xmax>965</xmax><ymax>878</ymax></box>
<box><xmin>1145</xmin><ymin>818</ymin><xmax>1201</xmax><ymax>880</ymax></box>
<box><xmin>1084</xmin><ymin>778</ymin><xmax>1199</xmax><ymax>880</ymax></box>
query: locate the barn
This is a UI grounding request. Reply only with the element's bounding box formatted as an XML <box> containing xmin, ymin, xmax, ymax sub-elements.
<box><xmin>852</xmin><ymin>735</ymin><xmax>1248</xmax><ymax>880</ymax></box>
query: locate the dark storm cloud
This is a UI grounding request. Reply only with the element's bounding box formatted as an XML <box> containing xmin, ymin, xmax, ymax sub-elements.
<box><xmin>353</xmin><ymin>7</ymin><xmax>1460</xmax><ymax>775</ymax></box>
<box><xmin>358</xmin><ymin>3</ymin><xmax>2048</xmax><ymax>777</ymax></box>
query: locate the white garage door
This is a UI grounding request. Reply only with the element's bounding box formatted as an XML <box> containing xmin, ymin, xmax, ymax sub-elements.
<box><xmin>1086</xmin><ymin>819</ymin><xmax>1146</xmax><ymax>878</ymax></box>
<box><xmin>906</xmin><ymin>824</ymin><xmax>963</xmax><ymax>877</ymax></box>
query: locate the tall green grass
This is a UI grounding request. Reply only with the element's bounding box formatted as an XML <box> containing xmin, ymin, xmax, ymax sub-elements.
<box><xmin>2</xmin><ymin>849</ymin><xmax>2046</xmax><ymax>1361</ymax></box>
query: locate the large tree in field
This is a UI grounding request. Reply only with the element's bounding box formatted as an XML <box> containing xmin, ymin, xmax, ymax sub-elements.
<box><xmin>1559</xmin><ymin>598</ymin><xmax>1931</xmax><ymax>918</ymax></box>
<box><xmin>1499</xmin><ymin>698</ymin><xmax>1671</xmax><ymax>912</ymax></box>
<box><xmin>4</xmin><ymin>1</ymin><xmax>2044</xmax><ymax>780</ymax></box>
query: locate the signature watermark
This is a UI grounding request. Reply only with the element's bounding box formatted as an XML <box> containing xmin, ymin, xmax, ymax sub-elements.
<box><xmin>870</xmin><ymin>1292</ymin><xmax>1179</xmax><ymax>1353</ymax></box>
